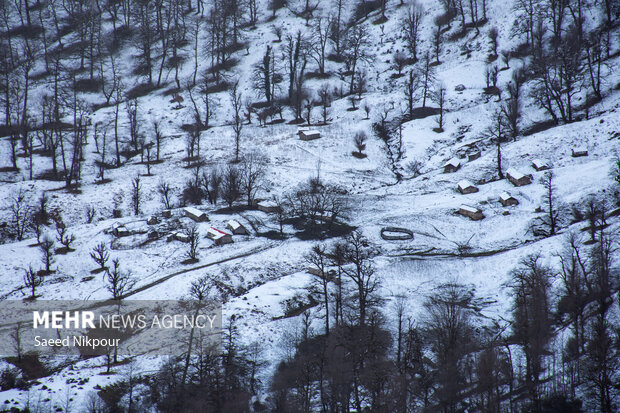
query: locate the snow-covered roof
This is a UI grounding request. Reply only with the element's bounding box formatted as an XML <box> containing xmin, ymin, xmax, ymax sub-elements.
<box><xmin>184</xmin><ymin>207</ymin><xmax>206</xmax><ymax>217</ymax></box>
<box><xmin>258</xmin><ymin>201</ymin><xmax>278</xmax><ymax>208</ymax></box>
<box><xmin>531</xmin><ymin>159</ymin><xmax>548</xmax><ymax>169</ymax></box>
<box><xmin>500</xmin><ymin>192</ymin><xmax>515</xmax><ymax>201</ymax></box>
<box><xmin>227</xmin><ymin>220</ymin><xmax>242</xmax><ymax>230</ymax></box>
<box><xmin>445</xmin><ymin>157</ymin><xmax>460</xmax><ymax>168</ymax></box>
<box><xmin>458</xmin><ymin>179</ymin><xmax>475</xmax><ymax>189</ymax></box>
<box><xmin>301</xmin><ymin>129</ymin><xmax>320</xmax><ymax>135</ymax></box>
<box><xmin>506</xmin><ymin>168</ymin><xmax>526</xmax><ymax>180</ymax></box>
<box><xmin>459</xmin><ymin>204</ymin><xmax>480</xmax><ymax>213</ymax></box>
<box><xmin>207</xmin><ymin>227</ymin><xmax>230</xmax><ymax>240</ymax></box>
<box><xmin>174</xmin><ymin>232</ymin><xmax>189</xmax><ymax>241</ymax></box>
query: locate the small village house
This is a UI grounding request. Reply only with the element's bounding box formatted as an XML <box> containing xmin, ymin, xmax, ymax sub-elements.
<box><xmin>207</xmin><ymin>227</ymin><xmax>233</xmax><ymax>246</ymax></box>
<box><xmin>257</xmin><ymin>201</ymin><xmax>280</xmax><ymax>213</ymax></box>
<box><xmin>112</xmin><ymin>224</ymin><xmax>130</xmax><ymax>237</ymax></box>
<box><xmin>298</xmin><ymin>129</ymin><xmax>321</xmax><ymax>141</ymax></box>
<box><xmin>444</xmin><ymin>157</ymin><xmax>461</xmax><ymax>173</ymax></box>
<box><xmin>499</xmin><ymin>192</ymin><xmax>519</xmax><ymax>206</ymax></box>
<box><xmin>468</xmin><ymin>149</ymin><xmax>481</xmax><ymax>162</ymax></box>
<box><xmin>184</xmin><ymin>207</ymin><xmax>209</xmax><ymax>222</ymax></box>
<box><xmin>458</xmin><ymin>180</ymin><xmax>479</xmax><ymax>194</ymax></box>
<box><xmin>506</xmin><ymin>168</ymin><xmax>532</xmax><ymax>186</ymax></box>
<box><xmin>227</xmin><ymin>219</ymin><xmax>248</xmax><ymax>235</ymax></box>
<box><xmin>531</xmin><ymin>159</ymin><xmax>549</xmax><ymax>171</ymax></box>
<box><xmin>173</xmin><ymin>232</ymin><xmax>190</xmax><ymax>242</ymax></box>
<box><xmin>458</xmin><ymin>204</ymin><xmax>484</xmax><ymax>220</ymax></box>
<box><xmin>572</xmin><ymin>148</ymin><xmax>588</xmax><ymax>157</ymax></box>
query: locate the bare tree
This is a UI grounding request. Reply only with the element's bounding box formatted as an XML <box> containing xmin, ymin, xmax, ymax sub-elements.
<box><xmin>318</xmin><ymin>83</ymin><xmax>331</xmax><ymax>124</ymax></box>
<box><xmin>187</xmin><ymin>84</ymin><xmax>205</xmax><ymax>129</ymax></box>
<box><xmin>402</xmin><ymin>0</ymin><xmax>424</xmax><ymax>63</ymax></box>
<box><xmin>158</xmin><ymin>180</ymin><xmax>173</xmax><ymax>209</ymax></box>
<box><xmin>557</xmin><ymin>233</ymin><xmax>590</xmax><ymax>365</ymax></box>
<box><xmin>105</xmin><ymin>258</ymin><xmax>133</xmax><ymax>300</ymax></box>
<box><xmin>304</xmin><ymin>98</ymin><xmax>313</xmax><ymax>125</ymax></box>
<box><xmin>39</xmin><ymin>235</ymin><xmax>54</xmax><ymax>274</ymax></box>
<box><xmin>310</xmin><ymin>18</ymin><xmax>331</xmax><ymax>76</ymax></box>
<box><xmin>343</xmin><ymin>25</ymin><xmax>370</xmax><ymax>94</ymax></box>
<box><xmin>488</xmin><ymin>26</ymin><xmax>499</xmax><ymax>57</ymax></box>
<box><xmin>511</xmin><ymin>255</ymin><xmax>553</xmax><ymax>409</ymax></box>
<box><xmin>253</xmin><ymin>46</ymin><xmax>277</xmax><ymax>103</ymax></box>
<box><xmin>202</xmin><ymin>167</ymin><xmax>222</xmax><ymax>205</ymax></box>
<box><xmin>241</xmin><ymin>153</ymin><xmax>266</xmax><ymax>206</ymax></box>
<box><xmin>90</xmin><ymin>242</ymin><xmax>110</xmax><ymax>271</ymax></box>
<box><xmin>537</xmin><ymin>171</ymin><xmax>560</xmax><ymax>237</ymax></box>
<box><xmin>432</xmin><ymin>21</ymin><xmax>443</xmax><ymax>64</ymax></box>
<box><xmin>185</xmin><ymin>225</ymin><xmax>200</xmax><ymax>261</ymax></box>
<box><xmin>273</xmin><ymin>195</ymin><xmax>287</xmax><ymax>237</ymax></box>
<box><xmin>305</xmin><ymin>244</ymin><xmax>331</xmax><ymax>334</ymax></box>
<box><xmin>144</xmin><ymin>142</ymin><xmax>154</xmax><ymax>175</ymax></box>
<box><xmin>434</xmin><ymin>84</ymin><xmax>447</xmax><ymax>131</ymax></box>
<box><xmin>392</xmin><ymin>50</ymin><xmax>407</xmax><ymax>76</ymax></box>
<box><xmin>363</xmin><ymin>102</ymin><xmax>371</xmax><ymax>119</ymax></box>
<box><xmin>55</xmin><ymin>217</ymin><xmax>75</xmax><ymax>252</ymax></box>
<box><xmin>285</xmin><ymin>30</ymin><xmax>310</xmax><ymax>120</ymax></box>
<box><xmin>584</xmin><ymin>28</ymin><xmax>606</xmax><ymax>101</ymax></box>
<box><xmin>502</xmin><ymin>68</ymin><xmax>524</xmax><ymax>141</ymax></box>
<box><xmin>353</xmin><ymin>131</ymin><xmax>367</xmax><ymax>156</ymax></box>
<box><xmin>24</xmin><ymin>266</ymin><xmax>41</xmax><ymax>299</ymax></box>
<box><xmin>424</xmin><ymin>283</ymin><xmax>482</xmax><ymax>412</ymax></box>
<box><xmin>343</xmin><ymin>231</ymin><xmax>378</xmax><ymax>326</ymax></box>
<box><xmin>419</xmin><ymin>52</ymin><xmax>435</xmax><ymax>108</ymax></box>
<box><xmin>484</xmin><ymin>109</ymin><xmax>507</xmax><ymax>180</ymax></box>
<box><xmin>230</xmin><ymin>82</ymin><xmax>243</xmax><ymax>162</ymax></box>
<box><xmin>113</xmin><ymin>77</ymin><xmax>124</xmax><ymax>167</ymax></box>
<box><xmin>131</xmin><ymin>176</ymin><xmax>142</xmax><ymax>215</ymax></box>
<box><xmin>126</xmin><ymin>98</ymin><xmax>140</xmax><ymax>152</ymax></box>
<box><xmin>153</xmin><ymin>119</ymin><xmax>162</xmax><ymax>161</ymax></box>
<box><xmin>222</xmin><ymin>165</ymin><xmax>241</xmax><ymax>208</ymax></box>
<box><xmin>585</xmin><ymin>230</ymin><xmax>617</xmax><ymax>413</ymax></box>
<box><xmin>9</xmin><ymin>188</ymin><xmax>31</xmax><ymax>241</ymax></box>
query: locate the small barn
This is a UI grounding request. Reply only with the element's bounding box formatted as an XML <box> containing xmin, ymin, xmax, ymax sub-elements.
<box><xmin>298</xmin><ymin>129</ymin><xmax>321</xmax><ymax>141</ymax></box>
<box><xmin>112</xmin><ymin>223</ymin><xmax>130</xmax><ymax>237</ymax></box>
<box><xmin>184</xmin><ymin>207</ymin><xmax>209</xmax><ymax>222</ymax></box>
<box><xmin>531</xmin><ymin>159</ymin><xmax>549</xmax><ymax>171</ymax></box>
<box><xmin>173</xmin><ymin>232</ymin><xmax>190</xmax><ymax>242</ymax></box>
<box><xmin>468</xmin><ymin>149</ymin><xmax>481</xmax><ymax>162</ymax></box>
<box><xmin>458</xmin><ymin>180</ymin><xmax>479</xmax><ymax>194</ymax></box>
<box><xmin>572</xmin><ymin>148</ymin><xmax>588</xmax><ymax>157</ymax></box>
<box><xmin>506</xmin><ymin>168</ymin><xmax>532</xmax><ymax>187</ymax></box>
<box><xmin>499</xmin><ymin>192</ymin><xmax>519</xmax><ymax>206</ymax></box>
<box><xmin>458</xmin><ymin>204</ymin><xmax>484</xmax><ymax>221</ymax></box>
<box><xmin>207</xmin><ymin>227</ymin><xmax>233</xmax><ymax>246</ymax></box>
<box><xmin>227</xmin><ymin>219</ymin><xmax>248</xmax><ymax>235</ymax></box>
<box><xmin>444</xmin><ymin>157</ymin><xmax>461</xmax><ymax>173</ymax></box>
<box><xmin>307</xmin><ymin>267</ymin><xmax>325</xmax><ymax>277</ymax></box>
<box><xmin>257</xmin><ymin>201</ymin><xmax>280</xmax><ymax>213</ymax></box>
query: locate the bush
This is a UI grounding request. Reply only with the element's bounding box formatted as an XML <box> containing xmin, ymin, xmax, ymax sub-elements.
<box><xmin>0</xmin><ymin>366</ymin><xmax>26</xmax><ymax>391</ymax></box>
<box><xmin>182</xmin><ymin>180</ymin><xmax>204</xmax><ymax>205</ymax></box>
<box><xmin>352</xmin><ymin>0</ymin><xmax>380</xmax><ymax>22</ymax></box>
